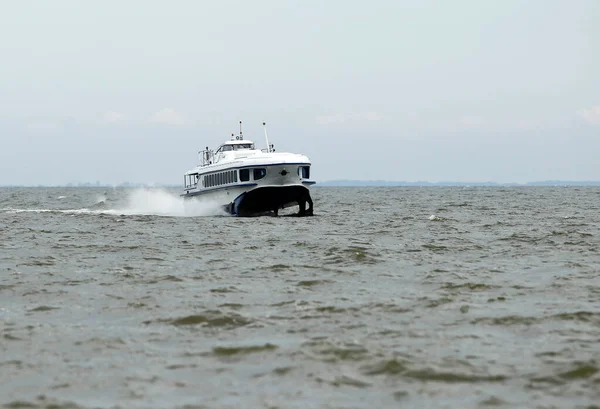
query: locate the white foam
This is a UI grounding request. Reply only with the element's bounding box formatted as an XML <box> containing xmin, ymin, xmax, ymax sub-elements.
<box><xmin>2</xmin><ymin>189</ymin><xmax>229</xmax><ymax>218</ymax></box>
<box><xmin>3</xmin><ymin>207</ymin><xmax>108</xmax><ymax>215</ymax></box>
<box><xmin>117</xmin><ymin>188</ymin><xmax>226</xmax><ymax>217</ymax></box>
<box><xmin>3</xmin><ymin>208</ymin><xmax>54</xmax><ymax>214</ymax></box>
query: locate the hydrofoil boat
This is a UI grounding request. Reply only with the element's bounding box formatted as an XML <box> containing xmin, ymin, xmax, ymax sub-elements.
<box><xmin>181</xmin><ymin>122</ymin><xmax>315</xmax><ymax>216</ymax></box>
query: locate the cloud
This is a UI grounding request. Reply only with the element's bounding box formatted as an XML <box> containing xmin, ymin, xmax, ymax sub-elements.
<box><xmin>456</xmin><ymin>115</ymin><xmax>486</xmax><ymax>129</ymax></box>
<box><xmin>578</xmin><ymin>106</ymin><xmax>600</xmax><ymax>125</ymax></box>
<box><xmin>25</xmin><ymin>122</ymin><xmax>61</xmax><ymax>132</ymax></box>
<box><xmin>514</xmin><ymin>119</ymin><xmax>543</xmax><ymax>130</ymax></box>
<box><xmin>149</xmin><ymin>108</ymin><xmax>189</xmax><ymax>126</ymax></box>
<box><xmin>103</xmin><ymin>111</ymin><xmax>126</xmax><ymax>123</ymax></box>
<box><xmin>315</xmin><ymin>111</ymin><xmax>382</xmax><ymax>125</ymax></box>
<box><xmin>360</xmin><ymin>112</ymin><xmax>383</xmax><ymax>121</ymax></box>
<box><xmin>411</xmin><ymin>115</ymin><xmax>488</xmax><ymax>132</ymax></box>
<box><xmin>315</xmin><ymin>113</ymin><xmax>346</xmax><ymax>125</ymax></box>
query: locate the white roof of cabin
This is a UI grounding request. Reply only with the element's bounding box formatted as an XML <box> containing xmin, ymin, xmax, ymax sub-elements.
<box><xmin>223</xmin><ymin>139</ymin><xmax>254</xmax><ymax>145</ymax></box>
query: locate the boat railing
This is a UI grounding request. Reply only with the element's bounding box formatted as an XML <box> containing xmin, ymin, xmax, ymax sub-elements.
<box><xmin>198</xmin><ymin>148</ymin><xmax>214</xmax><ymax>166</ymax></box>
<box><xmin>184</xmin><ymin>180</ymin><xmax>197</xmax><ymax>189</ymax></box>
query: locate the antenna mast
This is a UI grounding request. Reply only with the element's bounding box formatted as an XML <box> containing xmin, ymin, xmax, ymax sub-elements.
<box><xmin>239</xmin><ymin>121</ymin><xmax>243</xmax><ymax>140</ymax></box>
<box><xmin>263</xmin><ymin>122</ymin><xmax>271</xmax><ymax>153</ymax></box>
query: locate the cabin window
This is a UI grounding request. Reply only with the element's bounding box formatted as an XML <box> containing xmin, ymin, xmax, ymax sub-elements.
<box><xmin>299</xmin><ymin>166</ymin><xmax>310</xmax><ymax>179</ymax></box>
<box><xmin>253</xmin><ymin>168</ymin><xmax>266</xmax><ymax>180</ymax></box>
<box><xmin>234</xmin><ymin>171</ymin><xmax>238</xmax><ymax>182</ymax></box>
<box><xmin>223</xmin><ymin>145</ymin><xmax>233</xmax><ymax>151</ymax></box>
<box><xmin>240</xmin><ymin>169</ymin><xmax>250</xmax><ymax>182</ymax></box>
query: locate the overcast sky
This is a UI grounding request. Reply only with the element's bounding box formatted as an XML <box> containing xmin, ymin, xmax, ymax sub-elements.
<box><xmin>0</xmin><ymin>0</ymin><xmax>598</xmax><ymax>185</ymax></box>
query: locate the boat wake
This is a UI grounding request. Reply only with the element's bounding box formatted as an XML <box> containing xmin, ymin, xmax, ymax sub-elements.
<box><xmin>110</xmin><ymin>188</ymin><xmax>229</xmax><ymax>217</ymax></box>
<box><xmin>1</xmin><ymin>188</ymin><xmax>228</xmax><ymax>218</ymax></box>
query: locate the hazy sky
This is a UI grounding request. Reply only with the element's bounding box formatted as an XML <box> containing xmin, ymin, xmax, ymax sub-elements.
<box><xmin>1</xmin><ymin>0</ymin><xmax>598</xmax><ymax>185</ymax></box>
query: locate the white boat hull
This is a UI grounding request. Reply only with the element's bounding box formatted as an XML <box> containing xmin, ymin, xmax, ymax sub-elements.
<box><xmin>182</xmin><ymin>164</ymin><xmax>314</xmax><ymax>216</ymax></box>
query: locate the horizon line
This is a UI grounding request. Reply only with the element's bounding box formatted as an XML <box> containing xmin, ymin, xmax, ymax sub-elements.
<box><xmin>2</xmin><ymin>179</ymin><xmax>600</xmax><ymax>188</ymax></box>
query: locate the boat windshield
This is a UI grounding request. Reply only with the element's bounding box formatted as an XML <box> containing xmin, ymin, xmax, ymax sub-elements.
<box><xmin>219</xmin><ymin>143</ymin><xmax>254</xmax><ymax>153</ymax></box>
<box><xmin>234</xmin><ymin>144</ymin><xmax>253</xmax><ymax>150</ymax></box>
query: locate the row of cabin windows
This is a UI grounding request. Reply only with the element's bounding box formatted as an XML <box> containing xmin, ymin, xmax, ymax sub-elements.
<box><xmin>204</xmin><ymin>170</ymin><xmax>238</xmax><ymax>187</ymax></box>
<box><xmin>202</xmin><ymin>168</ymin><xmax>267</xmax><ymax>187</ymax></box>
<box><xmin>203</xmin><ymin>168</ymin><xmax>267</xmax><ymax>187</ymax></box>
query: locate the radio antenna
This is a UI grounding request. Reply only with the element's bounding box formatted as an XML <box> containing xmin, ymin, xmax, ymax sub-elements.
<box><xmin>239</xmin><ymin>121</ymin><xmax>243</xmax><ymax>140</ymax></box>
<box><xmin>263</xmin><ymin>122</ymin><xmax>270</xmax><ymax>153</ymax></box>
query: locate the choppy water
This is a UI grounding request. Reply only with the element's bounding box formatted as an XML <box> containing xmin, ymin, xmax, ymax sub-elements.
<box><xmin>1</xmin><ymin>186</ymin><xmax>599</xmax><ymax>409</ymax></box>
